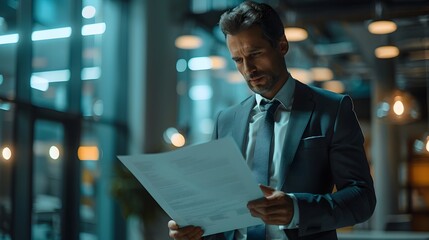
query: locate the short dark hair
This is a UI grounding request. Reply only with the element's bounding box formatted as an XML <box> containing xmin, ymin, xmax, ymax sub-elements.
<box><xmin>219</xmin><ymin>1</ymin><xmax>285</xmax><ymax>47</ymax></box>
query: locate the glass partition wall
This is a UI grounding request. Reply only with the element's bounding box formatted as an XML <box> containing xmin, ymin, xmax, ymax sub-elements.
<box><xmin>0</xmin><ymin>0</ymin><xmax>128</xmax><ymax>239</ymax></box>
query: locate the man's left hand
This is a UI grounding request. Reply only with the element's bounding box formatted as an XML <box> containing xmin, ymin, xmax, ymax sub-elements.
<box><xmin>247</xmin><ymin>184</ymin><xmax>294</xmax><ymax>225</ymax></box>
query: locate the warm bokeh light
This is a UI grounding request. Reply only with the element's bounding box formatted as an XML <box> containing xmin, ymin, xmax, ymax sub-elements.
<box><xmin>322</xmin><ymin>80</ymin><xmax>345</xmax><ymax>93</ymax></box>
<box><xmin>2</xmin><ymin>147</ymin><xmax>11</xmax><ymax>160</ymax></box>
<box><xmin>49</xmin><ymin>145</ymin><xmax>60</xmax><ymax>160</ymax></box>
<box><xmin>410</xmin><ymin>162</ymin><xmax>429</xmax><ymax>186</ymax></box>
<box><xmin>284</xmin><ymin>27</ymin><xmax>308</xmax><ymax>42</ymax></box>
<box><xmin>171</xmin><ymin>133</ymin><xmax>186</xmax><ymax>147</ymax></box>
<box><xmin>289</xmin><ymin>68</ymin><xmax>312</xmax><ymax>84</ymax></box>
<box><xmin>311</xmin><ymin>67</ymin><xmax>334</xmax><ymax>81</ymax></box>
<box><xmin>375</xmin><ymin>45</ymin><xmax>400</xmax><ymax>59</ymax></box>
<box><xmin>175</xmin><ymin>35</ymin><xmax>202</xmax><ymax>49</ymax></box>
<box><xmin>409</xmin><ymin>161</ymin><xmax>429</xmax><ymax>217</ymax></box>
<box><xmin>163</xmin><ymin>127</ymin><xmax>178</xmax><ymax>144</ymax></box>
<box><xmin>376</xmin><ymin>90</ymin><xmax>420</xmax><ymax>124</ymax></box>
<box><xmin>368</xmin><ymin>20</ymin><xmax>397</xmax><ymax>34</ymax></box>
<box><xmin>209</xmin><ymin>56</ymin><xmax>226</xmax><ymax>70</ymax></box>
<box><xmin>78</xmin><ymin>146</ymin><xmax>99</xmax><ymax>161</ymax></box>
<box><xmin>393</xmin><ymin>100</ymin><xmax>405</xmax><ymax>116</ymax></box>
<box><xmin>227</xmin><ymin>71</ymin><xmax>244</xmax><ymax>84</ymax></box>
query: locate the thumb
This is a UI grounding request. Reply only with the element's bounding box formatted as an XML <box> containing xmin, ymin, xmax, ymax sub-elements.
<box><xmin>259</xmin><ymin>184</ymin><xmax>275</xmax><ymax>197</ymax></box>
<box><xmin>168</xmin><ymin>220</ymin><xmax>179</xmax><ymax>230</ymax></box>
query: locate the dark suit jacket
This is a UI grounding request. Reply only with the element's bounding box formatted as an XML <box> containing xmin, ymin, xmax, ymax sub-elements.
<box><xmin>208</xmin><ymin>80</ymin><xmax>376</xmax><ymax>240</ymax></box>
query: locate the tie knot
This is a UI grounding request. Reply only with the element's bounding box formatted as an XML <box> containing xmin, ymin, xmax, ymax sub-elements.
<box><xmin>260</xmin><ymin>99</ymin><xmax>280</xmax><ymax>115</ymax></box>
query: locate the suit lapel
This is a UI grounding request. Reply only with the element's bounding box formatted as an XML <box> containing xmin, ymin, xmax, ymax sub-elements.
<box><xmin>280</xmin><ymin>81</ymin><xmax>314</xmax><ymax>190</ymax></box>
<box><xmin>232</xmin><ymin>96</ymin><xmax>255</xmax><ymax>155</ymax></box>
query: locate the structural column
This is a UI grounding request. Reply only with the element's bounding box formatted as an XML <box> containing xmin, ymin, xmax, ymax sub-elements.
<box><xmin>371</xmin><ymin>58</ymin><xmax>400</xmax><ymax>230</ymax></box>
<box><xmin>128</xmin><ymin>0</ymin><xmax>188</xmax><ymax>239</ymax></box>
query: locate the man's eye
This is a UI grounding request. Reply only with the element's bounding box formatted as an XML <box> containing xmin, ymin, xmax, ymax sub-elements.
<box><xmin>250</xmin><ymin>52</ymin><xmax>261</xmax><ymax>57</ymax></box>
<box><xmin>233</xmin><ymin>58</ymin><xmax>243</xmax><ymax>63</ymax></box>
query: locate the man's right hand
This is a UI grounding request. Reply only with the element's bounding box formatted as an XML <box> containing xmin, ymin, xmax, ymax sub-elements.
<box><xmin>168</xmin><ymin>220</ymin><xmax>204</xmax><ymax>240</ymax></box>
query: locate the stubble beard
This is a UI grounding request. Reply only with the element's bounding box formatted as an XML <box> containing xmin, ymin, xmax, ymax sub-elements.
<box><xmin>247</xmin><ymin>74</ymin><xmax>279</xmax><ymax>97</ymax></box>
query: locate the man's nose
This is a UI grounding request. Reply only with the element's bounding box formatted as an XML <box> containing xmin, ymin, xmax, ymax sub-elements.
<box><xmin>243</xmin><ymin>59</ymin><xmax>256</xmax><ymax>75</ymax></box>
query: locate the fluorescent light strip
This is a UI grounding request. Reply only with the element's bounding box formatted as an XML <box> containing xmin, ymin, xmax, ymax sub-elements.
<box><xmin>0</xmin><ymin>23</ymin><xmax>106</xmax><ymax>45</ymax></box>
<box><xmin>33</xmin><ymin>69</ymin><xmax>71</xmax><ymax>83</ymax></box>
<box><xmin>30</xmin><ymin>67</ymin><xmax>100</xmax><ymax>91</ymax></box>
<box><xmin>82</xmin><ymin>23</ymin><xmax>106</xmax><ymax>36</ymax></box>
<box><xmin>0</xmin><ymin>102</ymin><xmax>11</xmax><ymax>111</ymax></box>
<box><xmin>31</xmin><ymin>67</ymin><xmax>100</xmax><ymax>83</ymax></box>
<box><xmin>188</xmin><ymin>57</ymin><xmax>212</xmax><ymax>71</ymax></box>
<box><xmin>0</xmin><ymin>34</ymin><xmax>19</xmax><ymax>44</ymax></box>
<box><xmin>32</xmin><ymin>27</ymin><xmax>72</xmax><ymax>41</ymax></box>
<box><xmin>30</xmin><ymin>75</ymin><xmax>49</xmax><ymax>91</ymax></box>
<box><xmin>81</xmin><ymin>67</ymin><xmax>101</xmax><ymax>80</ymax></box>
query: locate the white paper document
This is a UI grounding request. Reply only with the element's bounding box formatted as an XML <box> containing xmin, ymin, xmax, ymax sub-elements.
<box><xmin>118</xmin><ymin>137</ymin><xmax>264</xmax><ymax>236</ymax></box>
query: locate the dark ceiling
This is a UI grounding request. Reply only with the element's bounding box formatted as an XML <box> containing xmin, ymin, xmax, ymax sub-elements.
<box><xmin>0</xmin><ymin>0</ymin><xmax>427</xmax><ymax>121</ymax></box>
<box><xmin>187</xmin><ymin>0</ymin><xmax>429</xmax><ymax>120</ymax></box>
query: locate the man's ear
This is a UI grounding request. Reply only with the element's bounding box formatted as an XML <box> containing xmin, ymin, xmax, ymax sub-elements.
<box><xmin>279</xmin><ymin>35</ymin><xmax>289</xmax><ymax>55</ymax></box>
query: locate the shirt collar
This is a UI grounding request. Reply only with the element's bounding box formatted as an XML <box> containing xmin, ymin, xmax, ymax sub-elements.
<box><xmin>255</xmin><ymin>74</ymin><xmax>295</xmax><ymax>111</ymax></box>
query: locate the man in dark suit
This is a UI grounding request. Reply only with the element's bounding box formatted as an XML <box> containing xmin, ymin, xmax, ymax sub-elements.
<box><xmin>168</xmin><ymin>1</ymin><xmax>376</xmax><ymax>239</ymax></box>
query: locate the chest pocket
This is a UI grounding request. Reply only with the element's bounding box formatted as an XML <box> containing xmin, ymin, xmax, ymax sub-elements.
<box><xmin>301</xmin><ymin>135</ymin><xmax>327</xmax><ymax>149</ymax></box>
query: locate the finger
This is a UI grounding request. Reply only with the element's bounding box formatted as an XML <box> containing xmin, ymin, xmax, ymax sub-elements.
<box><xmin>248</xmin><ymin>198</ymin><xmax>292</xmax><ymax>218</ymax></box>
<box><xmin>265</xmin><ymin>190</ymin><xmax>286</xmax><ymax>200</ymax></box>
<box><xmin>168</xmin><ymin>220</ymin><xmax>180</xmax><ymax>239</ymax></box>
<box><xmin>248</xmin><ymin>195</ymin><xmax>285</xmax><ymax>209</ymax></box>
<box><xmin>248</xmin><ymin>204</ymin><xmax>279</xmax><ymax>216</ymax></box>
<box><xmin>249</xmin><ymin>207</ymin><xmax>293</xmax><ymax>225</ymax></box>
<box><xmin>247</xmin><ymin>196</ymin><xmax>268</xmax><ymax>207</ymax></box>
<box><xmin>259</xmin><ymin>184</ymin><xmax>275</xmax><ymax>197</ymax></box>
<box><xmin>264</xmin><ymin>203</ymin><xmax>293</xmax><ymax>215</ymax></box>
<box><xmin>169</xmin><ymin>225</ymin><xmax>198</xmax><ymax>239</ymax></box>
<box><xmin>186</xmin><ymin>227</ymin><xmax>204</xmax><ymax>240</ymax></box>
<box><xmin>168</xmin><ymin>220</ymin><xmax>179</xmax><ymax>230</ymax></box>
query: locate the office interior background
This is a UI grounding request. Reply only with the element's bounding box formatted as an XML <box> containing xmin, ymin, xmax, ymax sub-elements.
<box><xmin>0</xmin><ymin>0</ymin><xmax>429</xmax><ymax>239</ymax></box>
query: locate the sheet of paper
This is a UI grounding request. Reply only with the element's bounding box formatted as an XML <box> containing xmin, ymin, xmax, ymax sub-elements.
<box><xmin>118</xmin><ymin>137</ymin><xmax>264</xmax><ymax>236</ymax></box>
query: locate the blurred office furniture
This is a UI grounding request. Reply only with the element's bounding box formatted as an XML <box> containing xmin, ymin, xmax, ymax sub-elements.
<box><xmin>408</xmin><ymin>153</ymin><xmax>429</xmax><ymax>231</ymax></box>
<box><xmin>0</xmin><ymin>204</ymin><xmax>10</xmax><ymax>239</ymax></box>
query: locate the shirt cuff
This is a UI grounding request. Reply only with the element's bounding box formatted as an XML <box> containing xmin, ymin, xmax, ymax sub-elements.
<box><xmin>279</xmin><ymin>193</ymin><xmax>299</xmax><ymax>230</ymax></box>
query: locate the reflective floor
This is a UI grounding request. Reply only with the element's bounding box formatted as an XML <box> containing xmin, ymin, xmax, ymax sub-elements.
<box><xmin>339</xmin><ymin>231</ymin><xmax>429</xmax><ymax>240</ymax></box>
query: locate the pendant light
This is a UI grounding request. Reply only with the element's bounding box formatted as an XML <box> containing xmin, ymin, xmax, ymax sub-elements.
<box><xmin>175</xmin><ymin>21</ymin><xmax>203</xmax><ymax>50</ymax></box>
<box><xmin>375</xmin><ymin>45</ymin><xmax>400</xmax><ymax>59</ymax></box>
<box><xmin>175</xmin><ymin>35</ymin><xmax>202</xmax><ymax>49</ymax></box>
<box><xmin>368</xmin><ymin>0</ymin><xmax>397</xmax><ymax>35</ymax></box>
<box><xmin>369</xmin><ymin>1</ymin><xmax>400</xmax><ymax>59</ymax></box>
<box><xmin>376</xmin><ymin>89</ymin><xmax>420</xmax><ymax>124</ymax></box>
<box><xmin>284</xmin><ymin>10</ymin><xmax>308</xmax><ymax>42</ymax></box>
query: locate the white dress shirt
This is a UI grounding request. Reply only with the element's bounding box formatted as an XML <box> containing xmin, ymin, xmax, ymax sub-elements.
<box><xmin>235</xmin><ymin>76</ymin><xmax>299</xmax><ymax>240</ymax></box>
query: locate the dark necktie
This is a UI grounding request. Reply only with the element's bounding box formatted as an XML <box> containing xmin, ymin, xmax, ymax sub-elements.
<box><xmin>248</xmin><ymin>99</ymin><xmax>280</xmax><ymax>240</ymax></box>
<box><xmin>251</xmin><ymin>99</ymin><xmax>280</xmax><ymax>185</ymax></box>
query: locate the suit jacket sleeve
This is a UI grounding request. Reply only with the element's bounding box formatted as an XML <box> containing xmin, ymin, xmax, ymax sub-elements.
<box><xmin>291</xmin><ymin>95</ymin><xmax>376</xmax><ymax>237</ymax></box>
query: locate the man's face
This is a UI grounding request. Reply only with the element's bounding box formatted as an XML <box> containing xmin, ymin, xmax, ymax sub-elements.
<box><xmin>226</xmin><ymin>26</ymin><xmax>289</xmax><ymax>99</ymax></box>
